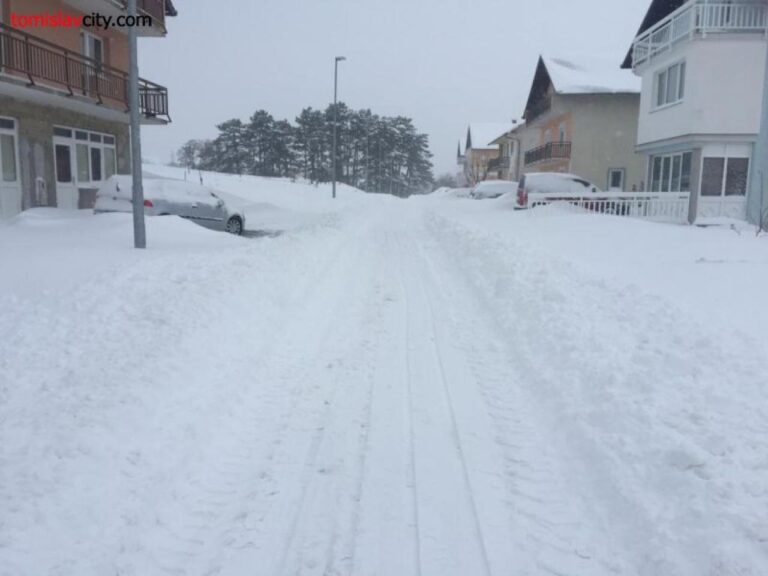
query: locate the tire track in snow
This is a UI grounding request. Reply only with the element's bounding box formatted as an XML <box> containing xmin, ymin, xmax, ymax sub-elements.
<box><xmin>394</xmin><ymin>228</ymin><xmax>495</xmax><ymax>576</ymax></box>
<box><xmin>393</xmin><ymin>231</ymin><xmax>425</xmax><ymax>576</ymax></box>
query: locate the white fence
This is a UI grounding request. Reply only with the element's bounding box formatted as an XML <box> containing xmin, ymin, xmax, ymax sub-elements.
<box><xmin>526</xmin><ymin>192</ymin><xmax>691</xmax><ymax>223</ymax></box>
<box><xmin>633</xmin><ymin>1</ymin><xmax>767</xmax><ymax>68</ymax></box>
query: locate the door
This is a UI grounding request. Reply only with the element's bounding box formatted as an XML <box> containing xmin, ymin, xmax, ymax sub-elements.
<box><xmin>81</xmin><ymin>33</ymin><xmax>104</xmax><ymax>97</ymax></box>
<box><xmin>0</xmin><ymin>117</ymin><xmax>22</xmax><ymax>219</ymax></box>
<box><xmin>697</xmin><ymin>143</ymin><xmax>749</xmax><ymax>220</ymax></box>
<box><xmin>54</xmin><ymin>140</ymin><xmax>79</xmax><ymax>209</ymax></box>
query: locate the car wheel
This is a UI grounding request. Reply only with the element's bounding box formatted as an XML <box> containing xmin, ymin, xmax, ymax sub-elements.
<box><xmin>225</xmin><ymin>216</ymin><xmax>243</xmax><ymax>236</ymax></box>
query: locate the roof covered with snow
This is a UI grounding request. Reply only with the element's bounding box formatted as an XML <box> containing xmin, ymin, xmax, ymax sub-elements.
<box><xmin>542</xmin><ymin>55</ymin><xmax>640</xmax><ymax>94</ymax></box>
<box><xmin>466</xmin><ymin>122</ymin><xmax>515</xmax><ymax>151</ymax></box>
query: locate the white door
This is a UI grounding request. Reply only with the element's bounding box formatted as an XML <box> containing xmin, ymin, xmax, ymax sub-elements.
<box><xmin>0</xmin><ymin>118</ymin><xmax>22</xmax><ymax>219</ymax></box>
<box><xmin>697</xmin><ymin>143</ymin><xmax>749</xmax><ymax>220</ymax></box>
<box><xmin>54</xmin><ymin>139</ymin><xmax>79</xmax><ymax>209</ymax></box>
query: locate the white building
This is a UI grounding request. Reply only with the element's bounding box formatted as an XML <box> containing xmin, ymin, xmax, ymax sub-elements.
<box><xmin>624</xmin><ymin>0</ymin><xmax>767</xmax><ymax>223</ymax></box>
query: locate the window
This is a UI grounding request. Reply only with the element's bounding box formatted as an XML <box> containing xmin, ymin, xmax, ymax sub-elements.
<box><xmin>0</xmin><ymin>118</ymin><xmax>18</xmax><ymax>183</ymax></box>
<box><xmin>104</xmin><ymin>148</ymin><xmax>116</xmax><ymax>179</ymax></box>
<box><xmin>725</xmin><ymin>158</ymin><xmax>749</xmax><ymax>196</ymax></box>
<box><xmin>655</xmin><ymin>61</ymin><xmax>686</xmax><ymax>108</ymax></box>
<box><xmin>76</xmin><ymin>143</ymin><xmax>90</xmax><ymax>183</ymax></box>
<box><xmin>702</xmin><ymin>156</ymin><xmax>749</xmax><ymax>197</ymax></box>
<box><xmin>55</xmin><ymin>144</ymin><xmax>73</xmax><ymax>183</ymax></box>
<box><xmin>82</xmin><ymin>33</ymin><xmax>104</xmax><ymax>68</ymax></box>
<box><xmin>558</xmin><ymin>123</ymin><xmax>566</xmax><ymax>143</ymax></box>
<box><xmin>650</xmin><ymin>152</ymin><xmax>693</xmax><ymax>192</ymax></box>
<box><xmin>90</xmin><ymin>147</ymin><xmax>102</xmax><ymax>181</ymax></box>
<box><xmin>701</xmin><ymin>158</ymin><xmax>725</xmax><ymax>197</ymax></box>
<box><xmin>608</xmin><ymin>169</ymin><xmax>625</xmax><ymax>190</ymax></box>
<box><xmin>544</xmin><ymin>129</ymin><xmax>552</xmax><ymax>143</ymax></box>
<box><xmin>0</xmin><ymin>134</ymin><xmax>17</xmax><ymax>182</ymax></box>
<box><xmin>53</xmin><ymin>126</ymin><xmax>117</xmax><ymax>185</ymax></box>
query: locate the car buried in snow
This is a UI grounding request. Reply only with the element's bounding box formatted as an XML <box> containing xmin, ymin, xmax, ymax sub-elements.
<box><xmin>469</xmin><ymin>180</ymin><xmax>519</xmax><ymax>200</ymax></box>
<box><xmin>94</xmin><ymin>175</ymin><xmax>246</xmax><ymax>235</ymax></box>
<box><xmin>515</xmin><ymin>172</ymin><xmax>602</xmax><ymax>210</ymax></box>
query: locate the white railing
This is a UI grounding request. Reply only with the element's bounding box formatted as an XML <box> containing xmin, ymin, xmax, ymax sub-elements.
<box><xmin>633</xmin><ymin>1</ymin><xmax>767</xmax><ymax>69</ymax></box>
<box><xmin>526</xmin><ymin>192</ymin><xmax>691</xmax><ymax>223</ymax></box>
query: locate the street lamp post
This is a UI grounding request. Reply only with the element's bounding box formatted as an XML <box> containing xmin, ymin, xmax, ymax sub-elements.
<box><xmin>127</xmin><ymin>0</ymin><xmax>146</xmax><ymax>248</ymax></box>
<box><xmin>332</xmin><ymin>56</ymin><xmax>346</xmax><ymax>200</ymax></box>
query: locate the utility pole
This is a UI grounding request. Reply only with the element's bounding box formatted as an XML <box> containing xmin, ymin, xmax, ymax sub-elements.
<box><xmin>128</xmin><ymin>0</ymin><xmax>146</xmax><ymax>248</ymax></box>
<box><xmin>332</xmin><ymin>56</ymin><xmax>346</xmax><ymax>200</ymax></box>
<box><xmin>749</xmin><ymin>35</ymin><xmax>768</xmax><ymax>229</ymax></box>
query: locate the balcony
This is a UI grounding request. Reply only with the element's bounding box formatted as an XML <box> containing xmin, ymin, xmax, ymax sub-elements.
<box><xmin>524</xmin><ymin>141</ymin><xmax>571</xmax><ymax>166</ymax></box>
<box><xmin>632</xmin><ymin>1</ymin><xmax>767</xmax><ymax>70</ymax></box>
<box><xmin>0</xmin><ymin>23</ymin><xmax>170</xmax><ymax>122</ymax></box>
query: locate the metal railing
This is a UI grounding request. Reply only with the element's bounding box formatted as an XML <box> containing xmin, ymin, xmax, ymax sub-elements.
<box><xmin>524</xmin><ymin>141</ymin><xmax>571</xmax><ymax>166</ymax></box>
<box><xmin>526</xmin><ymin>191</ymin><xmax>691</xmax><ymax>223</ymax></box>
<box><xmin>0</xmin><ymin>23</ymin><xmax>169</xmax><ymax>120</ymax></box>
<box><xmin>633</xmin><ymin>1</ymin><xmax>767</xmax><ymax>68</ymax></box>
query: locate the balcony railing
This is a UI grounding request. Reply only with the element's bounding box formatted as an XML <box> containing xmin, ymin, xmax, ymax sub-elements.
<box><xmin>0</xmin><ymin>23</ymin><xmax>169</xmax><ymax>120</ymax></box>
<box><xmin>633</xmin><ymin>1</ymin><xmax>767</xmax><ymax>69</ymax></box>
<box><xmin>524</xmin><ymin>141</ymin><xmax>571</xmax><ymax>166</ymax></box>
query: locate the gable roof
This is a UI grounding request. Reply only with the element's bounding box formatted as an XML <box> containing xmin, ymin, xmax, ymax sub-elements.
<box><xmin>542</xmin><ymin>55</ymin><xmax>640</xmax><ymax>94</ymax></box>
<box><xmin>489</xmin><ymin>120</ymin><xmax>526</xmax><ymax>145</ymax></box>
<box><xmin>621</xmin><ymin>0</ymin><xmax>686</xmax><ymax>68</ymax></box>
<box><xmin>523</xmin><ymin>55</ymin><xmax>639</xmax><ymax>122</ymax></box>
<box><xmin>466</xmin><ymin>123</ymin><xmax>514</xmax><ymax>151</ymax></box>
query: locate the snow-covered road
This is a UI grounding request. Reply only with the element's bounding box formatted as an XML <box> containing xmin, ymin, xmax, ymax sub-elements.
<box><xmin>2</xmin><ymin>183</ymin><xmax>767</xmax><ymax>575</ymax></box>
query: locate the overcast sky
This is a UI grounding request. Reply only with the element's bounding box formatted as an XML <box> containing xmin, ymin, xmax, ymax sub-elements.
<box><xmin>139</xmin><ymin>0</ymin><xmax>650</xmax><ymax>176</ymax></box>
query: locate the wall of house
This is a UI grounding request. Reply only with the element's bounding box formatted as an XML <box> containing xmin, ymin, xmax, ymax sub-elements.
<box><xmin>636</xmin><ymin>36</ymin><xmax>766</xmax><ymax>146</ymax></box>
<box><xmin>8</xmin><ymin>0</ymin><xmax>130</xmax><ymax>70</ymax></box>
<box><xmin>0</xmin><ymin>94</ymin><xmax>130</xmax><ymax>210</ymax></box>
<box><xmin>465</xmin><ymin>148</ymin><xmax>500</xmax><ymax>183</ymax></box>
<box><xmin>569</xmin><ymin>93</ymin><xmax>645</xmax><ymax>191</ymax></box>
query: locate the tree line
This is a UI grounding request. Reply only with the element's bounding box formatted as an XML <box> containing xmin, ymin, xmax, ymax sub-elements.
<box><xmin>176</xmin><ymin>104</ymin><xmax>434</xmax><ymax>197</ymax></box>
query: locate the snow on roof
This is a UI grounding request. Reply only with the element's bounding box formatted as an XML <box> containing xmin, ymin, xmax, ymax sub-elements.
<box><xmin>489</xmin><ymin>120</ymin><xmax>527</xmax><ymax>144</ymax></box>
<box><xmin>468</xmin><ymin>122</ymin><xmax>515</xmax><ymax>150</ymax></box>
<box><xmin>542</xmin><ymin>55</ymin><xmax>640</xmax><ymax>94</ymax></box>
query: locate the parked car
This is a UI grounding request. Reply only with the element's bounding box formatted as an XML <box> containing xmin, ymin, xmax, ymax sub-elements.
<box><xmin>470</xmin><ymin>180</ymin><xmax>519</xmax><ymax>200</ymax></box>
<box><xmin>95</xmin><ymin>175</ymin><xmax>246</xmax><ymax>235</ymax></box>
<box><xmin>516</xmin><ymin>172</ymin><xmax>601</xmax><ymax>209</ymax></box>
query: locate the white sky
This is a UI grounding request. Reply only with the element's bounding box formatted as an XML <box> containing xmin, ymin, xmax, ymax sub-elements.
<box><xmin>139</xmin><ymin>0</ymin><xmax>650</xmax><ymax>176</ymax></box>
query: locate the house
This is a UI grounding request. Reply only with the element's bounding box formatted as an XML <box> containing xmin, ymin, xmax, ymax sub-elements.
<box><xmin>520</xmin><ymin>55</ymin><xmax>645</xmax><ymax>192</ymax></box>
<box><xmin>488</xmin><ymin>120</ymin><xmax>525</xmax><ymax>182</ymax></box>
<box><xmin>0</xmin><ymin>0</ymin><xmax>177</xmax><ymax>219</ymax></box>
<box><xmin>461</xmin><ymin>122</ymin><xmax>514</xmax><ymax>185</ymax></box>
<box><xmin>623</xmin><ymin>0</ymin><xmax>767</xmax><ymax>223</ymax></box>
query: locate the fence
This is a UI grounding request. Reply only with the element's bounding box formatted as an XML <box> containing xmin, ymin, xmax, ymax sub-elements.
<box><xmin>526</xmin><ymin>192</ymin><xmax>691</xmax><ymax>223</ymax></box>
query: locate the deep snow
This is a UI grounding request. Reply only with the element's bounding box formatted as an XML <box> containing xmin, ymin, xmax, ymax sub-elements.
<box><xmin>1</xmin><ymin>169</ymin><xmax>767</xmax><ymax>576</ymax></box>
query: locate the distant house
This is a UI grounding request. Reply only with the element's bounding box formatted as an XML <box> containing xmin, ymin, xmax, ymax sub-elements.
<box><xmin>461</xmin><ymin>122</ymin><xmax>514</xmax><ymax>185</ymax></box>
<box><xmin>519</xmin><ymin>56</ymin><xmax>645</xmax><ymax>192</ymax></box>
<box><xmin>489</xmin><ymin>120</ymin><xmax>525</xmax><ymax>182</ymax></box>
<box><xmin>623</xmin><ymin>0</ymin><xmax>767</xmax><ymax>223</ymax></box>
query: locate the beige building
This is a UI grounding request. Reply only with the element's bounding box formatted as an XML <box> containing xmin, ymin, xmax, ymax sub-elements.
<box><xmin>459</xmin><ymin>122</ymin><xmax>513</xmax><ymax>185</ymax></box>
<box><xmin>0</xmin><ymin>0</ymin><xmax>176</xmax><ymax>219</ymax></box>
<box><xmin>518</xmin><ymin>56</ymin><xmax>645</xmax><ymax>192</ymax></box>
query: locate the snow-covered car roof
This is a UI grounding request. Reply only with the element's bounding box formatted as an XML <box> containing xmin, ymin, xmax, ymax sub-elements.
<box><xmin>96</xmin><ymin>175</ymin><xmax>222</xmax><ymax>206</ymax></box>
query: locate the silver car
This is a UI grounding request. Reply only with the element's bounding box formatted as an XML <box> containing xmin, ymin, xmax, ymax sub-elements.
<box><xmin>95</xmin><ymin>175</ymin><xmax>245</xmax><ymax>235</ymax></box>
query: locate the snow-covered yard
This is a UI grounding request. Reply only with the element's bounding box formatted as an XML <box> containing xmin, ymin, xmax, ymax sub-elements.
<box><xmin>1</xmin><ymin>169</ymin><xmax>767</xmax><ymax>575</ymax></box>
